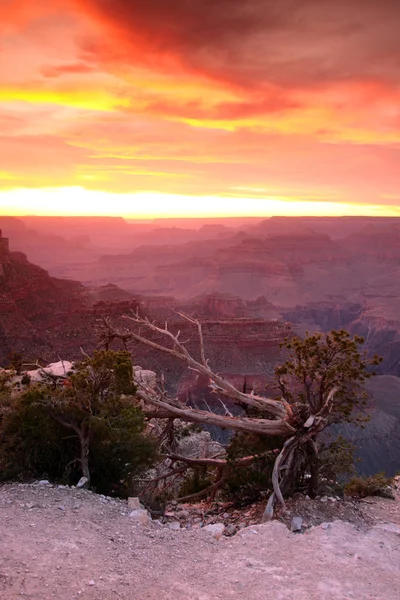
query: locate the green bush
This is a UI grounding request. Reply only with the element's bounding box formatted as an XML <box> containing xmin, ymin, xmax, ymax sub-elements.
<box><xmin>0</xmin><ymin>387</ymin><xmax>79</xmax><ymax>482</ymax></box>
<box><xmin>0</xmin><ymin>351</ymin><xmax>157</xmax><ymax>497</ymax></box>
<box><xmin>178</xmin><ymin>468</ymin><xmax>213</xmax><ymax>499</ymax></box>
<box><xmin>344</xmin><ymin>473</ymin><xmax>394</xmax><ymax>498</ymax></box>
<box><xmin>223</xmin><ymin>430</ymin><xmax>282</xmax><ymax>505</ymax></box>
<box><xmin>318</xmin><ymin>436</ymin><xmax>357</xmax><ymax>488</ymax></box>
<box><xmin>88</xmin><ymin>398</ymin><xmax>157</xmax><ymax>497</ymax></box>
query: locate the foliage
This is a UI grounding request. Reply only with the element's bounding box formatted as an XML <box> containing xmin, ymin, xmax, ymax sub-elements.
<box><xmin>223</xmin><ymin>431</ymin><xmax>279</xmax><ymax>504</ymax></box>
<box><xmin>88</xmin><ymin>397</ymin><xmax>157</xmax><ymax>497</ymax></box>
<box><xmin>0</xmin><ymin>351</ymin><xmax>157</xmax><ymax>496</ymax></box>
<box><xmin>276</xmin><ymin>330</ymin><xmax>381</xmax><ymax>425</ymax></box>
<box><xmin>344</xmin><ymin>473</ymin><xmax>395</xmax><ymax>498</ymax></box>
<box><xmin>179</xmin><ymin>468</ymin><xmax>213</xmax><ymax>499</ymax></box>
<box><xmin>0</xmin><ymin>386</ymin><xmax>79</xmax><ymax>482</ymax></box>
<box><xmin>318</xmin><ymin>435</ymin><xmax>357</xmax><ymax>488</ymax></box>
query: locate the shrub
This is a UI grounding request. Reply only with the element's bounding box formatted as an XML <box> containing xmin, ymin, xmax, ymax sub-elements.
<box><xmin>0</xmin><ymin>386</ymin><xmax>79</xmax><ymax>482</ymax></box>
<box><xmin>223</xmin><ymin>431</ymin><xmax>281</xmax><ymax>505</ymax></box>
<box><xmin>179</xmin><ymin>468</ymin><xmax>213</xmax><ymax>499</ymax></box>
<box><xmin>0</xmin><ymin>351</ymin><xmax>158</xmax><ymax>497</ymax></box>
<box><xmin>344</xmin><ymin>473</ymin><xmax>395</xmax><ymax>498</ymax></box>
<box><xmin>318</xmin><ymin>436</ymin><xmax>357</xmax><ymax>488</ymax></box>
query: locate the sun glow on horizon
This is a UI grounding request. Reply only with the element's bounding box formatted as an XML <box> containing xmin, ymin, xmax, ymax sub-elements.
<box><xmin>0</xmin><ymin>187</ymin><xmax>398</xmax><ymax>219</ymax></box>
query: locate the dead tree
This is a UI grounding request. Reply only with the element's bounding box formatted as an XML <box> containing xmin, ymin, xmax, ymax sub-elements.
<box><xmin>98</xmin><ymin>314</ymin><xmax>375</xmax><ymax>520</ymax></box>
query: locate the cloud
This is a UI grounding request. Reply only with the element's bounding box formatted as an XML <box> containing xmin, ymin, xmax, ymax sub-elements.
<box><xmin>40</xmin><ymin>62</ymin><xmax>96</xmax><ymax>78</ymax></box>
<box><xmin>75</xmin><ymin>0</ymin><xmax>400</xmax><ymax>88</ymax></box>
<box><xmin>0</xmin><ymin>0</ymin><xmax>399</xmax><ymax>213</ymax></box>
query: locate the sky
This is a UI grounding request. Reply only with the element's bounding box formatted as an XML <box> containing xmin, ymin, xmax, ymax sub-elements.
<box><xmin>0</xmin><ymin>0</ymin><xmax>399</xmax><ymax>218</ymax></box>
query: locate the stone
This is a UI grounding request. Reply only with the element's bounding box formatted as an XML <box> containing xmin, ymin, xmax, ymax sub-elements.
<box><xmin>225</xmin><ymin>524</ymin><xmax>237</xmax><ymax>536</ymax></box>
<box><xmin>168</xmin><ymin>522</ymin><xmax>181</xmax><ymax>531</ymax></box>
<box><xmin>238</xmin><ymin>522</ymin><xmax>247</xmax><ymax>530</ymax></box>
<box><xmin>320</xmin><ymin>495</ymin><xmax>328</xmax><ymax>503</ymax></box>
<box><xmin>291</xmin><ymin>517</ymin><xmax>303</xmax><ymax>532</ymax></box>
<box><xmin>38</xmin><ymin>480</ymin><xmax>50</xmax><ymax>486</ymax></box>
<box><xmin>176</xmin><ymin>510</ymin><xmax>190</xmax><ymax>519</ymax></box>
<box><xmin>321</xmin><ymin>523</ymin><xmax>331</xmax><ymax>530</ymax></box>
<box><xmin>127</xmin><ymin>497</ymin><xmax>142</xmax><ymax>511</ymax></box>
<box><xmin>203</xmin><ymin>523</ymin><xmax>226</xmax><ymax>540</ymax></box>
<box><xmin>77</xmin><ymin>477</ymin><xmax>89</xmax><ymax>489</ymax></box>
<box><xmin>374</xmin><ymin>523</ymin><xmax>400</xmax><ymax>535</ymax></box>
<box><xmin>129</xmin><ymin>509</ymin><xmax>150</xmax><ymax>525</ymax></box>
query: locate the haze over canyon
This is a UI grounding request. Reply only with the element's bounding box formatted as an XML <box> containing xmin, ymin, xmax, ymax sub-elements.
<box><xmin>1</xmin><ymin>214</ymin><xmax>400</xmax><ymax>477</ymax></box>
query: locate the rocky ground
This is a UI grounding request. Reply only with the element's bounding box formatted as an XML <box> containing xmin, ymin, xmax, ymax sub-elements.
<box><xmin>1</xmin><ymin>482</ymin><xmax>399</xmax><ymax>600</ymax></box>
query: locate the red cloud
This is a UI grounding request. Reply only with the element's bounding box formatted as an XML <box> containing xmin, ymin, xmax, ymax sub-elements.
<box><xmin>40</xmin><ymin>62</ymin><xmax>96</xmax><ymax>78</ymax></box>
<box><xmin>75</xmin><ymin>0</ymin><xmax>400</xmax><ymax>89</ymax></box>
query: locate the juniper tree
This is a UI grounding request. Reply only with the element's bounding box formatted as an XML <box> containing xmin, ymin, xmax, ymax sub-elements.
<box><xmin>98</xmin><ymin>315</ymin><xmax>379</xmax><ymax>518</ymax></box>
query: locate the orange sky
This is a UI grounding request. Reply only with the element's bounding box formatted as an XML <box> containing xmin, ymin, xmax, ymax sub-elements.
<box><xmin>0</xmin><ymin>0</ymin><xmax>399</xmax><ymax>218</ymax></box>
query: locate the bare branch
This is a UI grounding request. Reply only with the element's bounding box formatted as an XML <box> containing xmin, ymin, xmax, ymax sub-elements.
<box><xmin>100</xmin><ymin>315</ymin><xmax>290</xmax><ymax>420</ymax></box>
<box><xmin>176</xmin><ymin>311</ymin><xmax>208</xmax><ymax>366</ymax></box>
<box><xmin>136</xmin><ymin>387</ymin><xmax>295</xmax><ymax>437</ymax></box>
<box><xmin>166</xmin><ymin>453</ymin><xmax>256</xmax><ymax>468</ymax></box>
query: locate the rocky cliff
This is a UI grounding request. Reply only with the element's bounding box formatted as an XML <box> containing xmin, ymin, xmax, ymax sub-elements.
<box><xmin>0</xmin><ymin>230</ymin><xmax>145</xmax><ymax>365</ymax></box>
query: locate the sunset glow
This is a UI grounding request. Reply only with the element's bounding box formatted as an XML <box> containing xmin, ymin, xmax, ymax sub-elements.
<box><xmin>0</xmin><ymin>0</ymin><xmax>399</xmax><ymax>218</ymax></box>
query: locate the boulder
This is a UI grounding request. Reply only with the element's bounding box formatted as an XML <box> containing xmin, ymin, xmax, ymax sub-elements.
<box><xmin>128</xmin><ymin>497</ymin><xmax>142</xmax><ymax>511</ymax></box>
<box><xmin>129</xmin><ymin>509</ymin><xmax>150</xmax><ymax>525</ymax></box>
<box><xmin>134</xmin><ymin>367</ymin><xmax>157</xmax><ymax>390</ymax></box>
<box><xmin>290</xmin><ymin>517</ymin><xmax>303</xmax><ymax>532</ymax></box>
<box><xmin>203</xmin><ymin>523</ymin><xmax>225</xmax><ymax>540</ymax></box>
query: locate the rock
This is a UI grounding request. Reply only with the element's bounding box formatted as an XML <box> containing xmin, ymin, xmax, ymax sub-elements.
<box><xmin>176</xmin><ymin>510</ymin><xmax>190</xmax><ymax>519</ymax></box>
<box><xmin>203</xmin><ymin>523</ymin><xmax>225</xmax><ymax>540</ymax></box>
<box><xmin>321</xmin><ymin>523</ymin><xmax>331</xmax><ymax>530</ymax></box>
<box><xmin>168</xmin><ymin>522</ymin><xmax>181</xmax><ymax>531</ymax></box>
<box><xmin>225</xmin><ymin>524</ymin><xmax>237</xmax><ymax>536</ymax></box>
<box><xmin>133</xmin><ymin>367</ymin><xmax>157</xmax><ymax>390</ymax></box>
<box><xmin>290</xmin><ymin>517</ymin><xmax>303</xmax><ymax>532</ymax></box>
<box><xmin>176</xmin><ymin>431</ymin><xmax>225</xmax><ymax>461</ymax></box>
<box><xmin>129</xmin><ymin>509</ymin><xmax>150</xmax><ymax>525</ymax></box>
<box><xmin>320</xmin><ymin>495</ymin><xmax>328</xmax><ymax>503</ymax></box>
<box><xmin>77</xmin><ymin>477</ymin><xmax>89</xmax><ymax>489</ymax></box>
<box><xmin>238</xmin><ymin>522</ymin><xmax>247</xmax><ymax>530</ymax></box>
<box><xmin>88</xmin><ymin>580</ymin><xmax>95</xmax><ymax>586</ymax></box>
<box><xmin>379</xmin><ymin>487</ymin><xmax>396</xmax><ymax>500</ymax></box>
<box><xmin>374</xmin><ymin>523</ymin><xmax>400</xmax><ymax>535</ymax></box>
<box><xmin>38</xmin><ymin>480</ymin><xmax>50</xmax><ymax>486</ymax></box>
<box><xmin>127</xmin><ymin>497</ymin><xmax>142</xmax><ymax>511</ymax></box>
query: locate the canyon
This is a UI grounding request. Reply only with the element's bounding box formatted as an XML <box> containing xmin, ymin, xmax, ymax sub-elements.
<box><xmin>1</xmin><ymin>215</ymin><xmax>400</xmax><ymax>476</ymax></box>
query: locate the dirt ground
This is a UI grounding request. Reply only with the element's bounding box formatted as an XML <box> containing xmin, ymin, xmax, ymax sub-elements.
<box><xmin>1</xmin><ymin>482</ymin><xmax>399</xmax><ymax>600</ymax></box>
